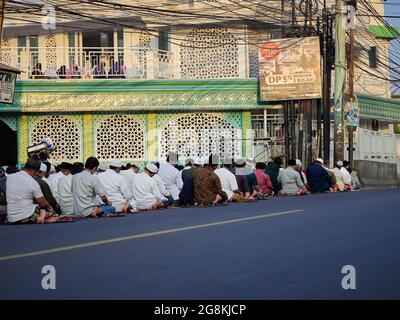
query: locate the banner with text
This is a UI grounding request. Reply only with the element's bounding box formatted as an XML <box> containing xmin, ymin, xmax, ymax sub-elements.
<box><xmin>259</xmin><ymin>37</ymin><xmax>322</xmax><ymax>101</ymax></box>
<box><xmin>0</xmin><ymin>70</ymin><xmax>17</xmax><ymax>104</ymax></box>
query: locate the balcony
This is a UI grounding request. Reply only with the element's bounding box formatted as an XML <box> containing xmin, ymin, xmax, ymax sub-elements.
<box><xmin>1</xmin><ymin>47</ymin><xmax>175</xmax><ymax>80</ymax></box>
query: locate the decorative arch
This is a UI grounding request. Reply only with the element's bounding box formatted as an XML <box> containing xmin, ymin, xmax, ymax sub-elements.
<box><xmin>30</xmin><ymin>115</ymin><xmax>82</xmax><ymax>162</ymax></box>
<box><xmin>180</xmin><ymin>27</ymin><xmax>239</xmax><ymax>79</ymax></box>
<box><xmin>95</xmin><ymin>115</ymin><xmax>145</xmax><ymax>161</ymax></box>
<box><xmin>159</xmin><ymin>113</ymin><xmax>241</xmax><ymax>161</ymax></box>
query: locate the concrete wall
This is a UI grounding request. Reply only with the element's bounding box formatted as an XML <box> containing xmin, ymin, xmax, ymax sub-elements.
<box><xmin>354</xmin><ymin>160</ymin><xmax>400</xmax><ymax>187</ymax></box>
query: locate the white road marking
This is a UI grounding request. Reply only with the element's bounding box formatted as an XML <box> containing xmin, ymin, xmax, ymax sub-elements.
<box><xmin>0</xmin><ymin>209</ymin><xmax>304</xmax><ymax>262</ymax></box>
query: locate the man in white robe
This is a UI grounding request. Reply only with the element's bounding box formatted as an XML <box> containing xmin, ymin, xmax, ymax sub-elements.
<box><xmin>214</xmin><ymin>164</ymin><xmax>239</xmax><ymax>201</ymax></box>
<box><xmin>120</xmin><ymin>162</ymin><xmax>141</xmax><ymax>193</ymax></box>
<box><xmin>157</xmin><ymin>153</ymin><xmax>183</xmax><ymax>201</ymax></box>
<box><xmin>48</xmin><ymin>162</ymin><xmax>73</xmax><ymax>202</ymax></box>
<box><xmin>98</xmin><ymin>160</ymin><xmax>137</xmax><ymax>213</ymax></box>
<box><xmin>132</xmin><ymin>163</ymin><xmax>164</xmax><ymax>210</ymax></box>
<box><xmin>152</xmin><ymin>162</ymin><xmax>169</xmax><ymax>199</ymax></box>
<box><xmin>57</xmin><ymin>162</ymin><xmax>74</xmax><ymax>215</ymax></box>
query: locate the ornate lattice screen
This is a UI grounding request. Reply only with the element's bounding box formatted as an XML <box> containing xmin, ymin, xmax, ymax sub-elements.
<box><xmin>159</xmin><ymin>113</ymin><xmax>241</xmax><ymax>161</ymax></box>
<box><xmin>138</xmin><ymin>31</ymin><xmax>152</xmax><ymax>78</ymax></box>
<box><xmin>180</xmin><ymin>27</ymin><xmax>239</xmax><ymax>79</ymax></box>
<box><xmin>0</xmin><ymin>38</ymin><xmax>11</xmax><ymax>65</ymax></box>
<box><xmin>45</xmin><ymin>34</ymin><xmax>57</xmax><ymax>69</ymax></box>
<box><xmin>30</xmin><ymin>115</ymin><xmax>82</xmax><ymax>162</ymax></box>
<box><xmin>95</xmin><ymin>115</ymin><xmax>145</xmax><ymax>161</ymax></box>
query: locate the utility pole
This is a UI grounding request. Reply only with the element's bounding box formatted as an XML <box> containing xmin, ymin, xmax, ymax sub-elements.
<box><xmin>0</xmin><ymin>0</ymin><xmax>5</xmax><ymax>48</ymax></box>
<box><xmin>334</xmin><ymin>0</ymin><xmax>346</xmax><ymax>163</ymax></box>
<box><xmin>322</xmin><ymin>0</ymin><xmax>332</xmax><ymax>162</ymax></box>
<box><xmin>347</xmin><ymin>0</ymin><xmax>357</xmax><ymax>168</ymax></box>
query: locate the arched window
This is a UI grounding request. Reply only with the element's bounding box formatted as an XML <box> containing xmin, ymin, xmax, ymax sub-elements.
<box><xmin>30</xmin><ymin>115</ymin><xmax>82</xmax><ymax>162</ymax></box>
<box><xmin>96</xmin><ymin>115</ymin><xmax>145</xmax><ymax>161</ymax></box>
<box><xmin>159</xmin><ymin>113</ymin><xmax>241</xmax><ymax>161</ymax></box>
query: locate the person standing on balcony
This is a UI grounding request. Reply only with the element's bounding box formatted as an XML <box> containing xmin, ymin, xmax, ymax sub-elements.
<box><xmin>31</xmin><ymin>63</ymin><xmax>43</xmax><ymax>79</ymax></box>
<box><xmin>109</xmin><ymin>61</ymin><xmax>125</xmax><ymax>79</ymax></box>
<box><xmin>93</xmin><ymin>61</ymin><xmax>107</xmax><ymax>79</ymax></box>
<box><xmin>57</xmin><ymin>65</ymin><xmax>67</xmax><ymax>79</ymax></box>
<box><xmin>67</xmin><ymin>65</ymin><xmax>80</xmax><ymax>79</ymax></box>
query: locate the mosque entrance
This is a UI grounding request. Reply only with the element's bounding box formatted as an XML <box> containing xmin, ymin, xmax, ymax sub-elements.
<box><xmin>0</xmin><ymin>120</ymin><xmax>17</xmax><ymax>166</ymax></box>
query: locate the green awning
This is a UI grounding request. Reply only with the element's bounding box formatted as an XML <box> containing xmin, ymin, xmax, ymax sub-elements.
<box><xmin>368</xmin><ymin>25</ymin><xmax>400</xmax><ymax>40</ymax></box>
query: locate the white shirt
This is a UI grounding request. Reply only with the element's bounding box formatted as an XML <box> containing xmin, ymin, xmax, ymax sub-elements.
<box><xmin>214</xmin><ymin>168</ymin><xmax>238</xmax><ymax>200</ymax></box>
<box><xmin>157</xmin><ymin>163</ymin><xmax>183</xmax><ymax>200</ymax></box>
<box><xmin>152</xmin><ymin>174</ymin><xmax>168</xmax><ymax>197</ymax></box>
<box><xmin>98</xmin><ymin>169</ymin><xmax>132</xmax><ymax>210</ymax></box>
<box><xmin>6</xmin><ymin>171</ymin><xmax>43</xmax><ymax>222</ymax></box>
<box><xmin>72</xmin><ymin>170</ymin><xmax>107</xmax><ymax>217</ymax></box>
<box><xmin>132</xmin><ymin>172</ymin><xmax>163</xmax><ymax>209</ymax></box>
<box><xmin>58</xmin><ymin>174</ymin><xmax>73</xmax><ymax>215</ymax></box>
<box><xmin>300</xmin><ymin>171</ymin><xmax>308</xmax><ymax>185</ymax></box>
<box><xmin>120</xmin><ymin>169</ymin><xmax>140</xmax><ymax>193</ymax></box>
<box><xmin>340</xmin><ymin>167</ymin><xmax>352</xmax><ymax>184</ymax></box>
<box><xmin>47</xmin><ymin>171</ymin><xmax>63</xmax><ymax>202</ymax></box>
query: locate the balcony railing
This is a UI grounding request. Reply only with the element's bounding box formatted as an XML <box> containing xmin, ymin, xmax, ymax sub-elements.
<box><xmin>0</xmin><ymin>47</ymin><xmax>175</xmax><ymax>80</ymax></box>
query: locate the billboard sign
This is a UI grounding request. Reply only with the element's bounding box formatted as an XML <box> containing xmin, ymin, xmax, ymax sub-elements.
<box><xmin>259</xmin><ymin>37</ymin><xmax>322</xmax><ymax>101</ymax></box>
<box><xmin>0</xmin><ymin>70</ymin><xmax>17</xmax><ymax>104</ymax></box>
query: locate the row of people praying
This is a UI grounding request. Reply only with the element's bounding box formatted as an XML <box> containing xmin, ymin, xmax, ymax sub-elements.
<box><xmin>0</xmin><ymin>153</ymin><xmax>361</xmax><ymax>224</ymax></box>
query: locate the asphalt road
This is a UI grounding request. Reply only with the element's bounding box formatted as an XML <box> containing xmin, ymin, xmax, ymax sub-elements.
<box><xmin>1</xmin><ymin>188</ymin><xmax>399</xmax><ymax>300</ymax></box>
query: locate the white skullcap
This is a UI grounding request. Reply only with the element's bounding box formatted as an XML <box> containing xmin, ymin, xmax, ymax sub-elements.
<box><xmin>296</xmin><ymin>159</ymin><xmax>302</xmax><ymax>167</ymax></box>
<box><xmin>315</xmin><ymin>158</ymin><xmax>324</xmax><ymax>164</ymax></box>
<box><xmin>110</xmin><ymin>160</ymin><xmax>122</xmax><ymax>168</ymax></box>
<box><xmin>336</xmin><ymin>161</ymin><xmax>343</xmax><ymax>167</ymax></box>
<box><xmin>146</xmin><ymin>163</ymin><xmax>158</xmax><ymax>173</ymax></box>
<box><xmin>131</xmin><ymin>162</ymin><xmax>141</xmax><ymax>169</ymax></box>
<box><xmin>194</xmin><ymin>157</ymin><xmax>204</xmax><ymax>166</ymax></box>
<box><xmin>98</xmin><ymin>163</ymin><xmax>109</xmax><ymax>171</ymax></box>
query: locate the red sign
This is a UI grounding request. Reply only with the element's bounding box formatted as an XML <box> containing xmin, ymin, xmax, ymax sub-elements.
<box><xmin>260</xmin><ymin>41</ymin><xmax>280</xmax><ymax>60</ymax></box>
